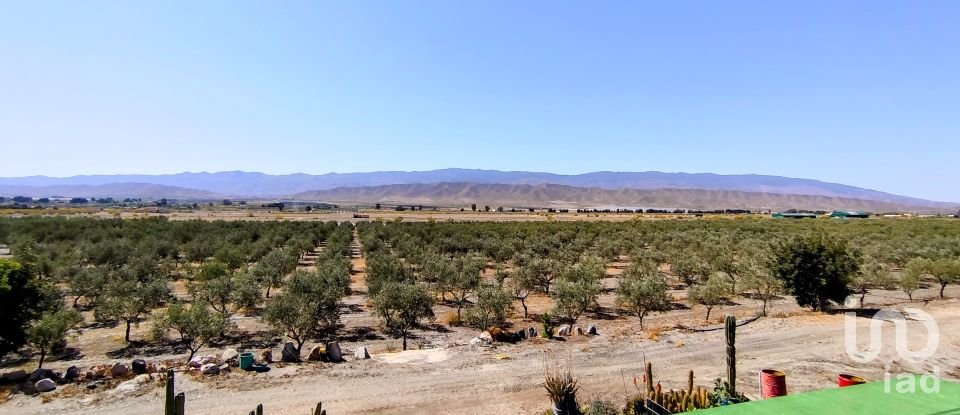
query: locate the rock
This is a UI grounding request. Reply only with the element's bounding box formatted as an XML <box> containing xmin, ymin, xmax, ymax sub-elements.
<box><xmin>3</xmin><ymin>369</ymin><xmax>28</xmax><ymax>383</ymax></box>
<box><xmin>307</xmin><ymin>346</ymin><xmax>325</xmax><ymax>362</ymax></box>
<box><xmin>86</xmin><ymin>380</ymin><xmax>104</xmax><ymax>390</ymax></box>
<box><xmin>222</xmin><ymin>348</ymin><xmax>239</xmax><ymax>363</ymax></box>
<box><xmin>281</xmin><ymin>342</ymin><xmax>299</xmax><ymax>362</ymax></box>
<box><xmin>200</xmin><ymin>363</ymin><xmax>220</xmax><ymax>375</ymax></box>
<box><xmin>325</xmin><ymin>342</ymin><xmax>342</xmax><ymax>362</ymax></box>
<box><xmin>587</xmin><ymin>324</ymin><xmax>598</xmax><ymax>335</ymax></box>
<box><xmin>557</xmin><ymin>325</ymin><xmax>571</xmax><ymax>336</ymax></box>
<box><xmin>35</xmin><ymin>378</ymin><xmax>57</xmax><ymax>393</ymax></box>
<box><xmin>30</xmin><ymin>368</ymin><xmax>58</xmax><ymax>383</ymax></box>
<box><xmin>131</xmin><ymin>359</ymin><xmax>147</xmax><ymax>374</ymax></box>
<box><xmin>63</xmin><ymin>366</ymin><xmax>80</xmax><ymax>383</ymax></box>
<box><xmin>354</xmin><ymin>346</ymin><xmax>370</xmax><ymax>359</ymax></box>
<box><xmin>110</xmin><ymin>362</ymin><xmax>129</xmax><ymax>377</ymax></box>
<box><xmin>259</xmin><ymin>348</ymin><xmax>273</xmax><ymax>364</ymax></box>
<box><xmin>516</xmin><ymin>329</ymin><xmax>527</xmax><ymax>340</ymax></box>
<box><xmin>479</xmin><ymin>331</ymin><xmax>493</xmax><ymax>342</ymax></box>
<box><xmin>527</xmin><ymin>327</ymin><xmax>537</xmax><ymax>338</ymax></box>
<box><xmin>218</xmin><ymin>363</ymin><xmax>231</xmax><ymax>373</ymax></box>
<box><xmin>576</xmin><ymin>326</ymin><xmax>584</xmax><ymax>336</ymax></box>
<box><xmin>114</xmin><ymin>374</ymin><xmax>151</xmax><ymax>393</ymax></box>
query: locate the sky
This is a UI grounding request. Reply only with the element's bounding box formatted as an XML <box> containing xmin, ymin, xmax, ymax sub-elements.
<box><xmin>1</xmin><ymin>1</ymin><xmax>959</xmax><ymax>201</ymax></box>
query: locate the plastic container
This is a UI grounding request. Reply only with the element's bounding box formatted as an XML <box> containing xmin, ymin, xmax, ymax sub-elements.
<box><xmin>759</xmin><ymin>369</ymin><xmax>787</xmax><ymax>398</ymax></box>
<box><xmin>239</xmin><ymin>352</ymin><xmax>255</xmax><ymax>370</ymax></box>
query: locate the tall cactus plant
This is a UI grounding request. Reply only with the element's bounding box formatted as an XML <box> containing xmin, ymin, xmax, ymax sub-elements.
<box><xmin>725</xmin><ymin>315</ymin><xmax>737</xmax><ymax>397</ymax></box>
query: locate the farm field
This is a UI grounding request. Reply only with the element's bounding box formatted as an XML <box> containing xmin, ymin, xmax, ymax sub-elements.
<box><xmin>1</xmin><ymin>216</ymin><xmax>959</xmax><ymax>414</ymax></box>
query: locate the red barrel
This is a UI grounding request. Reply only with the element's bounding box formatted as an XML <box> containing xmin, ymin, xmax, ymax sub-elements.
<box><xmin>838</xmin><ymin>373</ymin><xmax>866</xmax><ymax>387</ymax></box>
<box><xmin>759</xmin><ymin>369</ymin><xmax>787</xmax><ymax>398</ymax></box>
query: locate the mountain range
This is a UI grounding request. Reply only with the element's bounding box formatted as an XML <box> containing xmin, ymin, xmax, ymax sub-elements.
<box><xmin>0</xmin><ymin>169</ymin><xmax>956</xmax><ymax>212</ymax></box>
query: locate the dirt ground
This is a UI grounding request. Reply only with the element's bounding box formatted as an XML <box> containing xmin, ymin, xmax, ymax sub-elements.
<box><xmin>4</xmin><ymin>254</ymin><xmax>959</xmax><ymax>415</ymax></box>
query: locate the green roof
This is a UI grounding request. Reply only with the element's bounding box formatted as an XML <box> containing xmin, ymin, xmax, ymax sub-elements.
<box><xmin>698</xmin><ymin>376</ymin><xmax>960</xmax><ymax>414</ymax></box>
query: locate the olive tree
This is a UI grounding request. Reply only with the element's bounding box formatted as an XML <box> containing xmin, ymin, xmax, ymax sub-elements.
<box><xmin>444</xmin><ymin>255</ymin><xmax>483</xmax><ymax>319</ymax></box>
<box><xmin>509</xmin><ymin>265</ymin><xmax>539</xmax><ymax>319</ymax></box>
<box><xmin>28</xmin><ymin>308</ymin><xmax>82</xmax><ymax>368</ymax></box>
<box><xmin>616</xmin><ymin>264</ymin><xmax>671</xmax><ymax>329</ymax></box>
<box><xmin>153</xmin><ymin>303</ymin><xmax>228</xmax><ymax>362</ymax></box>
<box><xmin>372</xmin><ymin>282</ymin><xmax>435</xmax><ymax>350</ymax></box>
<box><xmin>688</xmin><ymin>273</ymin><xmax>730</xmax><ymax>321</ymax></box>
<box><xmin>551</xmin><ymin>260</ymin><xmax>603</xmax><ymax>324</ymax></box>
<box><xmin>95</xmin><ymin>263</ymin><xmax>170</xmax><ymax>343</ymax></box>
<box><xmin>464</xmin><ymin>284</ymin><xmax>512</xmax><ymax>329</ymax></box>
<box><xmin>263</xmin><ymin>269</ymin><xmax>348</xmax><ymax>354</ymax></box>
<box><xmin>933</xmin><ymin>259</ymin><xmax>959</xmax><ymax>299</ymax></box>
<box><xmin>772</xmin><ymin>234</ymin><xmax>859</xmax><ymax>311</ymax></box>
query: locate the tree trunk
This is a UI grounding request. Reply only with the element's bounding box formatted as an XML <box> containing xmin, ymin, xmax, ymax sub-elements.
<box><xmin>266</xmin><ymin>285</ymin><xmax>272</xmax><ymax>299</ymax></box>
<box><xmin>402</xmin><ymin>332</ymin><xmax>408</xmax><ymax>351</ymax></box>
<box><xmin>37</xmin><ymin>348</ymin><xmax>47</xmax><ymax>369</ymax></box>
<box><xmin>940</xmin><ymin>282</ymin><xmax>947</xmax><ymax>299</ymax></box>
<box><xmin>456</xmin><ymin>302</ymin><xmax>463</xmax><ymax>319</ymax></box>
<box><xmin>637</xmin><ymin>312</ymin><xmax>644</xmax><ymax>330</ymax></box>
<box><xmin>125</xmin><ymin>320</ymin><xmax>133</xmax><ymax>343</ymax></box>
<box><xmin>520</xmin><ymin>298</ymin><xmax>528</xmax><ymax>319</ymax></box>
<box><xmin>761</xmin><ymin>299</ymin><xmax>768</xmax><ymax>317</ymax></box>
<box><xmin>860</xmin><ymin>289</ymin><xmax>867</xmax><ymax>307</ymax></box>
<box><xmin>705</xmin><ymin>306</ymin><xmax>713</xmax><ymax>322</ymax></box>
<box><xmin>187</xmin><ymin>348</ymin><xmax>198</xmax><ymax>363</ymax></box>
<box><xmin>73</xmin><ymin>295</ymin><xmax>81</xmax><ymax>308</ymax></box>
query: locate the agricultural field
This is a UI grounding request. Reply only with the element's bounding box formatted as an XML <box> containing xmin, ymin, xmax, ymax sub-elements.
<box><xmin>1</xmin><ymin>216</ymin><xmax>959</xmax><ymax>414</ymax></box>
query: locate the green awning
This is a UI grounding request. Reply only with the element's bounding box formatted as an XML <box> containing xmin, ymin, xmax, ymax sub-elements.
<box><xmin>698</xmin><ymin>376</ymin><xmax>960</xmax><ymax>414</ymax></box>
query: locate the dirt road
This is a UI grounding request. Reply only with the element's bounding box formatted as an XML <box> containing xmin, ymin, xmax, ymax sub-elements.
<box><xmin>6</xmin><ymin>301</ymin><xmax>958</xmax><ymax>415</ymax></box>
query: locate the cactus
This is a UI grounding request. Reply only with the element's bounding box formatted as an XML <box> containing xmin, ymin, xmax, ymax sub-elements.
<box><xmin>725</xmin><ymin>315</ymin><xmax>737</xmax><ymax>397</ymax></box>
<box><xmin>313</xmin><ymin>402</ymin><xmax>327</xmax><ymax>415</ymax></box>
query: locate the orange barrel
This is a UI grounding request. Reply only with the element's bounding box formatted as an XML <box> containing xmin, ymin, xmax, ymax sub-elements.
<box><xmin>759</xmin><ymin>369</ymin><xmax>787</xmax><ymax>398</ymax></box>
<box><xmin>837</xmin><ymin>373</ymin><xmax>866</xmax><ymax>387</ymax></box>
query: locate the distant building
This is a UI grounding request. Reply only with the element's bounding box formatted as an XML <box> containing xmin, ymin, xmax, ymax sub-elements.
<box><xmin>830</xmin><ymin>210</ymin><xmax>870</xmax><ymax>218</ymax></box>
<box><xmin>772</xmin><ymin>212</ymin><xmax>818</xmax><ymax>219</ymax></box>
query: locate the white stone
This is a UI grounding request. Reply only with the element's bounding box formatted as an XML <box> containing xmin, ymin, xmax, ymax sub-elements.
<box><xmin>35</xmin><ymin>378</ymin><xmax>57</xmax><ymax>392</ymax></box>
<box><xmin>222</xmin><ymin>348</ymin><xmax>239</xmax><ymax>362</ymax></box>
<box><xmin>354</xmin><ymin>346</ymin><xmax>370</xmax><ymax>359</ymax></box>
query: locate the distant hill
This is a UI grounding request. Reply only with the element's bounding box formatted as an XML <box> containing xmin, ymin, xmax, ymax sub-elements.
<box><xmin>293</xmin><ymin>182</ymin><xmax>953</xmax><ymax>212</ymax></box>
<box><xmin>0</xmin><ymin>169</ymin><xmax>954</xmax><ymax>208</ymax></box>
<box><xmin>0</xmin><ymin>183</ymin><xmax>221</xmax><ymax>199</ymax></box>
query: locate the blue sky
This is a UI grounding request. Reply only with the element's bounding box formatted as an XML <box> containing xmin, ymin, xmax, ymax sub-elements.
<box><xmin>2</xmin><ymin>1</ymin><xmax>958</xmax><ymax>201</ymax></box>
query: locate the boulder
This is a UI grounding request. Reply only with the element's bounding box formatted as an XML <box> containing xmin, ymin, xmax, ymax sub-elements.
<box><xmin>281</xmin><ymin>342</ymin><xmax>299</xmax><ymax>362</ymax></box>
<box><xmin>63</xmin><ymin>366</ymin><xmax>80</xmax><ymax>383</ymax></box>
<box><xmin>587</xmin><ymin>324</ymin><xmax>598</xmax><ymax>335</ymax></box>
<box><xmin>114</xmin><ymin>374</ymin><xmax>152</xmax><ymax>393</ymax></box>
<box><xmin>479</xmin><ymin>331</ymin><xmax>493</xmax><ymax>342</ymax></box>
<box><xmin>259</xmin><ymin>348</ymin><xmax>274</xmax><ymax>364</ymax></box>
<box><xmin>35</xmin><ymin>378</ymin><xmax>57</xmax><ymax>393</ymax></box>
<box><xmin>222</xmin><ymin>348</ymin><xmax>239</xmax><ymax>363</ymax></box>
<box><xmin>557</xmin><ymin>325</ymin><xmax>571</xmax><ymax>337</ymax></box>
<box><xmin>200</xmin><ymin>363</ymin><xmax>220</xmax><ymax>375</ymax></box>
<box><xmin>30</xmin><ymin>368</ymin><xmax>58</xmax><ymax>383</ymax></box>
<box><xmin>325</xmin><ymin>342</ymin><xmax>342</xmax><ymax>362</ymax></box>
<box><xmin>188</xmin><ymin>356</ymin><xmax>204</xmax><ymax>368</ymax></box>
<box><xmin>131</xmin><ymin>359</ymin><xmax>147</xmax><ymax>374</ymax></box>
<box><xmin>354</xmin><ymin>346</ymin><xmax>370</xmax><ymax>359</ymax></box>
<box><xmin>2</xmin><ymin>369</ymin><xmax>28</xmax><ymax>383</ymax></box>
<box><xmin>527</xmin><ymin>327</ymin><xmax>537</xmax><ymax>338</ymax></box>
<box><xmin>516</xmin><ymin>329</ymin><xmax>527</xmax><ymax>340</ymax></box>
<box><xmin>576</xmin><ymin>327</ymin><xmax>584</xmax><ymax>336</ymax></box>
<box><xmin>307</xmin><ymin>346</ymin><xmax>325</xmax><ymax>362</ymax></box>
<box><xmin>110</xmin><ymin>362</ymin><xmax>129</xmax><ymax>377</ymax></box>
<box><xmin>86</xmin><ymin>380</ymin><xmax>104</xmax><ymax>390</ymax></box>
<box><xmin>218</xmin><ymin>363</ymin><xmax>231</xmax><ymax>373</ymax></box>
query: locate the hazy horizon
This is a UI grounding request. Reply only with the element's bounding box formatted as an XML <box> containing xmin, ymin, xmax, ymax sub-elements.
<box><xmin>3</xmin><ymin>1</ymin><xmax>958</xmax><ymax>200</ymax></box>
